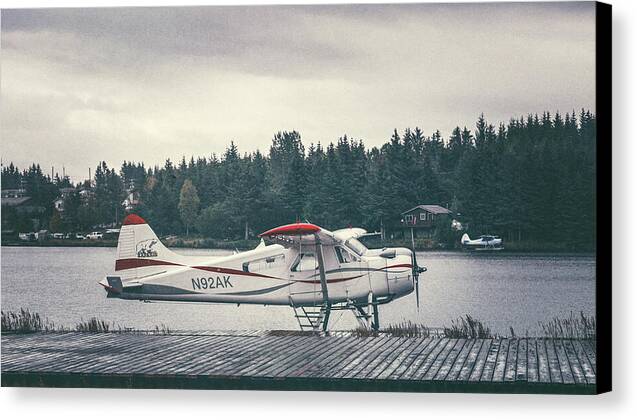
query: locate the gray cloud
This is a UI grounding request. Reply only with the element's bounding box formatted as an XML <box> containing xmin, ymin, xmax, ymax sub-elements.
<box><xmin>1</xmin><ymin>2</ymin><xmax>596</xmax><ymax>183</ymax></box>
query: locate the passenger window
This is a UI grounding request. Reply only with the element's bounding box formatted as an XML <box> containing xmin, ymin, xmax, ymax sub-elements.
<box><xmin>292</xmin><ymin>253</ymin><xmax>318</xmax><ymax>272</ymax></box>
<box><xmin>243</xmin><ymin>254</ymin><xmax>285</xmax><ymax>272</ymax></box>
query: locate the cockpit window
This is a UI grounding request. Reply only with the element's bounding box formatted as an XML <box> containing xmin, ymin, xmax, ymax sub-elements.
<box><xmin>291</xmin><ymin>253</ymin><xmax>319</xmax><ymax>272</ymax></box>
<box><xmin>335</xmin><ymin>246</ymin><xmax>356</xmax><ymax>264</ymax></box>
<box><xmin>345</xmin><ymin>238</ymin><xmax>367</xmax><ymax>256</ymax></box>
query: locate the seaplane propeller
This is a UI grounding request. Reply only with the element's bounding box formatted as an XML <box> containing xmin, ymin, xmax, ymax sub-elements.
<box><xmin>409</xmin><ymin>234</ymin><xmax>427</xmax><ymax>310</ymax></box>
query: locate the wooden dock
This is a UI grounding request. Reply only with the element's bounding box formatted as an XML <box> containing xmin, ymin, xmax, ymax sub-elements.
<box><xmin>1</xmin><ymin>331</ymin><xmax>596</xmax><ymax>393</ymax></box>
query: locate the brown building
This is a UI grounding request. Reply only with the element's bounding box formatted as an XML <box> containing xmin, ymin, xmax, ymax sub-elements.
<box><xmin>400</xmin><ymin>204</ymin><xmax>452</xmax><ymax>238</ymax></box>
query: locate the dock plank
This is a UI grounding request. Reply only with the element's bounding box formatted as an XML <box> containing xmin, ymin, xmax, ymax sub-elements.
<box><xmin>351</xmin><ymin>337</ymin><xmax>407</xmax><ymax>379</ymax></box>
<box><xmin>563</xmin><ymin>340</ymin><xmax>587</xmax><ymax>385</ymax></box>
<box><xmin>403</xmin><ymin>338</ymin><xmax>445</xmax><ymax>380</ymax></box>
<box><xmin>526</xmin><ymin>338</ymin><xmax>538</xmax><ymax>382</ymax></box>
<box><xmin>447</xmin><ymin>339</ymin><xmax>475</xmax><ymax>381</ymax></box>
<box><xmin>545</xmin><ymin>339</ymin><xmax>563</xmax><ymax>383</ymax></box>
<box><xmin>273</xmin><ymin>335</ymin><xmax>350</xmax><ymax>378</ymax></box>
<box><xmin>581</xmin><ymin>340</ymin><xmax>597</xmax><ymax>373</ymax></box>
<box><xmin>389</xmin><ymin>337</ymin><xmax>437</xmax><ymax>380</ymax></box>
<box><xmin>188</xmin><ymin>334</ymin><xmax>278</xmax><ymax>376</ymax></box>
<box><xmin>317</xmin><ymin>335</ymin><xmax>381</xmax><ymax>378</ymax></box>
<box><xmin>468</xmin><ymin>339</ymin><xmax>491</xmax><ymax>382</ymax></box>
<box><xmin>295</xmin><ymin>335</ymin><xmax>363</xmax><ymax>378</ymax></box>
<box><xmin>537</xmin><ymin>339</ymin><xmax>551</xmax><ymax>383</ymax></box>
<box><xmin>573</xmin><ymin>340</ymin><xmax>596</xmax><ymax>384</ymax></box>
<box><xmin>504</xmin><ymin>338</ymin><xmax>519</xmax><ymax>382</ymax></box>
<box><xmin>554</xmin><ymin>339</ymin><xmax>575</xmax><ymax>384</ymax></box>
<box><xmin>480</xmin><ymin>338</ymin><xmax>502</xmax><ymax>382</ymax></box>
<box><xmin>332</xmin><ymin>334</ymin><xmax>395</xmax><ymax>379</ymax></box>
<box><xmin>434</xmin><ymin>339</ymin><xmax>467</xmax><ymax>381</ymax></box>
<box><xmin>492</xmin><ymin>338</ymin><xmax>510</xmax><ymax>382</ymax></box>
<box><xmin>421</xmin><ymin>338</ymin><xmax>456</xmax><ymax>381</ymax></box>
<box><xmin>375</xmin><ymin>336</ymin><xmax>427</xmax><ymax>380</ymax></box>
<box><xmin>456</xmin><ymin>339</ymin><xmax>482</xmax><ymax>381</ymax></box>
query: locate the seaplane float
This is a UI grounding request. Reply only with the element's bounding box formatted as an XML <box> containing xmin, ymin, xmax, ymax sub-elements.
<box><xmin>461</xmin><ymin>233</ymin><xmax>504</xmax><ymax>251</ymax></box>
<box><xmin>100</xmin><ymin>214</ymin><xmax>426</xmax><ymax>332</ymax></box>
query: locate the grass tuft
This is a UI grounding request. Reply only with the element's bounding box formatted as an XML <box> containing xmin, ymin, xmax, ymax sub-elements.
<box><xmin>352</xmin><ymin>321</ymin><xmax>431</xmax><ymax>338</ymax></box>
<box><xmin>75</xmin><ymin>317</ymin><xmax>111</xmax><ymax>333</ymax></box>
<box><xmin>1</xmin><ymin>308</ymin><xmax>55</xmax><ymax>333</ymax></box>
<box><xmin>384</xmin><ymin>321</ymin><xmax>431</xmax><ymax>338</ymax></box>
<box><xmin>443</xmin><ymin>314</ymin><xmax>492</xmax><ymax>339</ymax></box>
<box><xmin>538</xmin><ymin>311</ymin><xmax>596</xmax><ymax>339</ymax></box>
<box><xmin>151</xmin><ymin>324</ymin><xmax>172</xmax><ymax>335</ymax></box>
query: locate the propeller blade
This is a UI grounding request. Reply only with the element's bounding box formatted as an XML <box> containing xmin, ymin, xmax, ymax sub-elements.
<box><xmin>409</xmin><ymin>241</ymin><xmax>421</xmax><ymax>311</ymax></box>
<box><xmin>415</xmin><ymin>276</ymin><xmax>420</xmax><ymax>310</ymax></box>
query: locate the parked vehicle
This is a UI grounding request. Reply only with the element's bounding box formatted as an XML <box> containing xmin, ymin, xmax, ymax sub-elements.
<box><xmin>35</xmin><ymin>230</ymin><xmax>49</xmax><ymax>240</ymax></box>
<box><xmin>86</xmin><ymin>232</ymin><xmax>103</xmax><ymax>240</ymax></box>
<box><xmin>75</xmin><ymin>233</ymin><xmax>86</xmax><ymax>240</ymax></box>
<box><xmin>52</xmin><ymin>233</ymin><xmax>65</xmax><ymax>239</ymax></box>
<box><xmin>103</xmin><ymin>228</ymin><xmax>121</xmax><ymax>240</ymax></box>
<box><xmin>18</xmin><ymin>232</ymin><xmax>36</xmax><ymax>241</ymax></box>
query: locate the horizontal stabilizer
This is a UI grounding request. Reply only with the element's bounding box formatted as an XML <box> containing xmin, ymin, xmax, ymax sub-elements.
<box><xmin>102</xmin><ymin>276</ymin><xmax>123</xmax><ymax>294</ymax></box>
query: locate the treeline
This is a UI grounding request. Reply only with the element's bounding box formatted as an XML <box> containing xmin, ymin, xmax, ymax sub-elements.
<box><xmin>1</xmin><ymin>110</ymin><xmax>596</xmax><ymax>250</ymax></box>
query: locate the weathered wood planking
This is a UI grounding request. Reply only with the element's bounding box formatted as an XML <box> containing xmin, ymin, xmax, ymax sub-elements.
<box><xmin>1</xmin><ymin>332</ymin><xmax>596</xmax><ymax>390</ymax></box>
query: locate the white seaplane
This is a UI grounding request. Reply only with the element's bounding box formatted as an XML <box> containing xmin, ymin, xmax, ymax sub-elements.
<box><xmin>100</xmin><ymin>214</ymin><xmax>426</xmax><ymax>332</ymax></box>
<box><xmin>461</xmin><ymin>233</ymin><xmax>504</xmax><ymax>251</ymax></box>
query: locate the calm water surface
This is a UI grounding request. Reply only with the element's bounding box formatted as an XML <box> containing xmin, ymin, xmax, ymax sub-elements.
<box><xmin>1</xmin><ymin>247</ymin><xmax>595</xmax><ymax>334</ymax></box>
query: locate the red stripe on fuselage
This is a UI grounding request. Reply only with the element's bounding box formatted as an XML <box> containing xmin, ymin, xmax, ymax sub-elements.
<box><xmin>115</xmin><ymin>258</ymin><xmax>182</xmax><ymax>271</ymax></box>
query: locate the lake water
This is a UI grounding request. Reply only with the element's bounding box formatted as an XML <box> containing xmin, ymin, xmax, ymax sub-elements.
<box><xmin>1</xmin><ymin>246</ymin><xmax>595</xmax><ymax>335</ymax></box>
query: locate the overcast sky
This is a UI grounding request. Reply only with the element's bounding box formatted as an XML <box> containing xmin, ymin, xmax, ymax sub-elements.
<box><xmin>1</xmin><ymin>2</ymin><xmax>596</xmax><ymax>183</ymax></box>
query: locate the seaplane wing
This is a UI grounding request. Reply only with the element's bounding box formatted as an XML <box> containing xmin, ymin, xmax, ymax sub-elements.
<box><xmin>332</xmin><ymin>227</ymin><xmax>368</xmax><ymax>241</ymax></box>
<box><xmin>258</xmin><ymin>222</ymin><xmax>340</xmax><ymax>247</ymax></box>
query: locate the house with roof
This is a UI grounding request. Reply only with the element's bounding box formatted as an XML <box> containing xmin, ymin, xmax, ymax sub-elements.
<box><xmin>53</xmin><ymin>187</ymin><xmax>77</xmax><ymax>213</ymax></box>
<box><xmin>1</xmin><ymin>189</ymin><xmax>46</xmax><ymax>233</ymax></box>
<box><xmin>400</xmin><ymin>204</ymin><xmax>453</xmax><ymax>237</ymax></box>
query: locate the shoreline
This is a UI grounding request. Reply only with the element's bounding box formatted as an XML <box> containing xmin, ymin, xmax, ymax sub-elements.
<box><xmin>0</xmin><ymin>241</ymin><xmax>596</xmax><ymax>256</ymax></box>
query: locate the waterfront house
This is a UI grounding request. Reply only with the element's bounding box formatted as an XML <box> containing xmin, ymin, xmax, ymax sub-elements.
<box><xmin>400</xmin><ymin>204</ymin><xmax>452</xmax><ymax>238</ymax></box>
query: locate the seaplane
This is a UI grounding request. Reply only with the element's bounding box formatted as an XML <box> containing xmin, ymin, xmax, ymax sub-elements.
<box><xmin>99</xmin><ymin>214</ymin><xmax>426</xmax><ymax>332</ymax></box>
<box><xmin>461</xmin><ymin>233</ymin><xmax>504</xmax><ymax>251</ymax></box>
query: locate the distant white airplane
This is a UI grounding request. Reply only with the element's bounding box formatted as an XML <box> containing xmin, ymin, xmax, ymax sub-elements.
<box><xmin>100</xmin><ymin>214</ymin><xmax>425</xmax><ymax>332</ymax></box>
<box><xmin>461</xmin><ymin>233</ymin><xmax>503</xmax><ymax>251</ymax></box>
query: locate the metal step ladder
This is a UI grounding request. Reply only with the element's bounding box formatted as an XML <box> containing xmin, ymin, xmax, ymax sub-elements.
<box><xmin>291</xmin><ymin>302</ymin><xmax>330</xmax><ymax>332</ymax></box>
<box><xmin>352</xmin><ymin>307</ymin><xmax>371</xmax><ymax>329</ymax></box>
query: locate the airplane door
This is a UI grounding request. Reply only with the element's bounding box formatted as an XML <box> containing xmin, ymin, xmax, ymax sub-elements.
<box><xmin>288</xmin><ymin>245</ymin><xmax>323</xmax><ymax>306</ymax></box>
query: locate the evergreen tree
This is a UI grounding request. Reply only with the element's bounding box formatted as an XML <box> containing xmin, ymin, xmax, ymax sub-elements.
<box><xmin>178</xmin><ymin>179</ymin><xmax>200</xmax><ymax>236</ymax></box>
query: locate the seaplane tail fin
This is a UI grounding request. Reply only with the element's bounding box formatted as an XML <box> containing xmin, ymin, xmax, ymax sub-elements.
<box><xmin>461</xmin><ymin>233</ymin><xmax>471</xmax><ymax>244</ymax></box>
<box><xmin>115</xmin><ymin>214</ymin><xmax>180</xmax><ymax>272</ymax></box>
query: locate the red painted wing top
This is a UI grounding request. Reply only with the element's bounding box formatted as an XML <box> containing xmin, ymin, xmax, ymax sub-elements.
<box><xmin>259</xmin><ymin>222</ymin><xmax>321</xmax><ymax>238</ymax></box>
<box><xmin>122</xmin><ymin>214</ymin><xmax>147</xmax><ymax>226</ymax></box>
